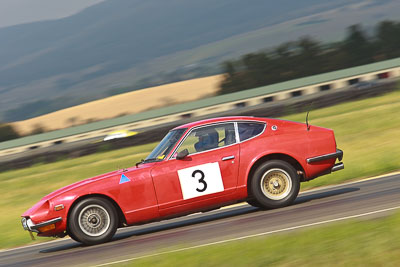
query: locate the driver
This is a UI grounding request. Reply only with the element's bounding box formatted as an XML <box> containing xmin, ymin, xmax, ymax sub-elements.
<box><xmin>194</xmin><ymin>128</ymin><xmax>219</xmax><ymax>152</ymax></box>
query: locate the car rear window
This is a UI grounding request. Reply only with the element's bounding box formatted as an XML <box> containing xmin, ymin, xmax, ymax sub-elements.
<box><xmin>238</xmin><ymin>122</ymin><xmax>265</xmax><ymax>142</ymax></box>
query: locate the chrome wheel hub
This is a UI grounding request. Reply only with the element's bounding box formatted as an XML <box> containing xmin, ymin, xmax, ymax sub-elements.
<box><xmin>78</xmin><ymin>204</ymin><xmax>110</xmax><ymax>237</ymax></box>
<box><xmin>260</xmin><ymin>168</ymin><xmax>292</xmax><ymax>200</ymax></box>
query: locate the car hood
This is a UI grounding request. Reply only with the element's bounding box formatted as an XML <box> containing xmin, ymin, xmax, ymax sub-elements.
<box><xmin>22</xmin><ymin>164</ymin><xmax>153</xmax><ymax>217</ymax></box>
<box><xmin>22</xmin><ymin>170</ymin><xmax>120</xmax><ymax>217</ymax></box>
<box><xmin>43</xmin><ymin>170</ymin><xmax>120</xmax><ymax>201</ymax></box>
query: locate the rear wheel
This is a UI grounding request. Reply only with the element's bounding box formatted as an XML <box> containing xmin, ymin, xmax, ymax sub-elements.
<box><xmin>246</xmin><ymin>199</ymin><xmax>262</xmax><ymax>208</ymax></box>
<box><xmin>250</xmin><ymin>160</ymin><xmax>300</xmax><ymax>209</ymax></box>
<box><xmin>68</xmin><ymin>197</ymin><xmax>118</xmax><ymax>245</ymax></box>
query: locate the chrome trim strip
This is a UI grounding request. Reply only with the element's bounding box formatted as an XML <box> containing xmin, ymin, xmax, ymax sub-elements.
<box><xmin>234</xmin><ymin>122</ymin><xmax>240</xmax><ymax>144</ymax></box>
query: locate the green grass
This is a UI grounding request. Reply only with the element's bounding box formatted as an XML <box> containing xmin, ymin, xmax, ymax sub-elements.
<box><xmin>0</xmin><ymin>89</ymin><xmax>399</xmax><ymax>249</ymax></box>
<box><xmin>124</xmin><ymin>211</ymin><xmax>400</xmax><ymax>267</ymax></box>
<box><xmin>284</xmin><ymin>90</ymin><xmax>400</xmax><ymax>190</ymax></box>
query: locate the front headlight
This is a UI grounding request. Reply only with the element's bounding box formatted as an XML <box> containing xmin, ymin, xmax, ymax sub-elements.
<box><xmin>21</xmin><ymin>217</ymin><xmax>28</xmax><ymax>230</ymax></box>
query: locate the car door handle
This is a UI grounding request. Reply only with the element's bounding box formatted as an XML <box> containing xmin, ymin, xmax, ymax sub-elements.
<box><xmin>222</xmin><ymin>155</ymin><xmax>235</xmax><ymax>161</ymax></box>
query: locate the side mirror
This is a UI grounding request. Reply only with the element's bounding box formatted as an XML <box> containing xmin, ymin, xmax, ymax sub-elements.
<box><xmin>176</xmin><ymin>149</ymin><xmax>189</xmax><ymax>160</ymax></box>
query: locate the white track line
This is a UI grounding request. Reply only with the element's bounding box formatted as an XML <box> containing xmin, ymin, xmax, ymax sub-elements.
<box><xmin>0</xmin><ymin>237</ymin><xmax>70</xmax><ymax>253</ymax></box>
<box><xmin>301</xmin><ymin>170</ymin><xmax>400</xmax><ymax>194</ymax></box>
<box><xmin>94</xmin><ymin>205</ymin><xmax>400</xmax><ymax>267</ymax></box>
<box><xmin>2</xmin><ymin>170</ymin><xmax>399</xmax><ymax>254</ymax></box>
<box><xmin>218</xmin><ymin>170</ymin><xmax>400</xmax><ymax>211</ymax></box>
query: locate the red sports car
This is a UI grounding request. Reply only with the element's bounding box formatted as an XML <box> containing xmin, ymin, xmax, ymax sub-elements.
<box><xmin>21</xmin><ymin>116</ymin><xmax>343</xmax><ymax>245</ymax></box>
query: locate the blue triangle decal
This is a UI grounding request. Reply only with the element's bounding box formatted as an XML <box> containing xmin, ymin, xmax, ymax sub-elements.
<box><xmin>119</xmin><ymin>174</ymin><xmax>131</xmax><ymax>184</ymax></box>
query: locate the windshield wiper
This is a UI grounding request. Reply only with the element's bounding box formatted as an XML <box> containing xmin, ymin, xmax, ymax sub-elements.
<box><xmin>135</xmin><ymin>159</ymin><xmax>144</xmax><ymax>167</ymax></box>
<box><xmin>135</xmin><ymin>158</ymin><xmax>160</xmax><ymax>167</ymax></box>
<box><xmin>143</xmin><ymin>158</ymin><xmax>160</xmax><ymax>163</ymax></box>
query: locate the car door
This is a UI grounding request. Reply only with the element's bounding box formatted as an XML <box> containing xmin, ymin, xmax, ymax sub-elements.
<box><xmin>151</xmin><ymin>122</ymin><xmax>240</xmax><ymax>215</ymax></box>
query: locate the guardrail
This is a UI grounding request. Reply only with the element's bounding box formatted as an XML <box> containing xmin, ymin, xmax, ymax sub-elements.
<box><xmin>0</xmin><ymin>80</ymin><xmax>396</xmax><ymax>171</ymax></box>
<box><xmin>1</xmin><ymin>57</ymin><xmax>399</xmax><ymax>157</ymax></box>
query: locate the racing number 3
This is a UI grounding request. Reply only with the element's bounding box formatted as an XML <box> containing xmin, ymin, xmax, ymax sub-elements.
<box><xmin>192</xmin><ymin>170</ymin><xmax>207</xmax><ymax>192</ymax></box>
<box><xmin>178</xmin><ymin>162</ymin><xmax>224</xmax><ymax>200</ymax></box>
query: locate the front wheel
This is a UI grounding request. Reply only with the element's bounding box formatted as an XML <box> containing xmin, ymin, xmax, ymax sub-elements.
<box><xmin>68</xmin><ymin>197</ymin><xmax>118</xmax><ymax>245</ymax></box>
<box><xmin>250</xmin><ymin>160</ymin><xmax>300</xmax><ymax>209</ymax></box>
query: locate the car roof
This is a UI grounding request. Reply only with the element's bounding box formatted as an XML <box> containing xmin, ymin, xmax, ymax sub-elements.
<box><xmin>173</xmin><ymin>116</ymin><xmax>268</xmax><ymax>130</ymax></box>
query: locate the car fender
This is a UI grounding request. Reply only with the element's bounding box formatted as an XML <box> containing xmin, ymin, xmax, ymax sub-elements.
<box><xmin>235</xmin><ymin>147</ymin><xmax>306</xmax><ymax>200</ymax></box>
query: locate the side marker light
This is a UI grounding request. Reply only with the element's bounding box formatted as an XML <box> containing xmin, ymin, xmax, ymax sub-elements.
<box><xmin>38</xmin><ymin>224</ymin><xmax>56</xmax><ymax>232</ymax></box>
<box><xmin>55</xmin><ymin>204</ymin><xmax>64</xmax><ymax>211</ymax></box>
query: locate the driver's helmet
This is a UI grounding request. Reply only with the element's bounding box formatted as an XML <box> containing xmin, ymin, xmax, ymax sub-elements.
<box><xmin>194</xmin><ymin>127</ymin><xmax>218</xmax><ymax>152</ymax></box>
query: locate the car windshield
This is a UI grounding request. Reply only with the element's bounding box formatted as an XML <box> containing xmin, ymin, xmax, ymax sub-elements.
<box><xmin>145</xmin><ymin>128</ymin><xmax>187</xmax><ymax>161</ymax></box>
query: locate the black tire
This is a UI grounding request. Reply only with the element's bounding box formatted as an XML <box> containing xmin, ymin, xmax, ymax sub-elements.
<box><xmin>67</xmin><ymin>230</ymin><xmax>80</xmax><ymax>243</ymax></box>
<box><xmin>250</xmin><ymin>160</ymin><xmax>300</xmax><ymax>209</ymax></box>
<box><xmin>68</xmin><ymin>197</ymin><xmax>118</xmax><ymax>245</ymax></box>
<box><xmin>246</xmin><ymin>199</ymin><xmax>262</xmax><ymax>208</ymax></box>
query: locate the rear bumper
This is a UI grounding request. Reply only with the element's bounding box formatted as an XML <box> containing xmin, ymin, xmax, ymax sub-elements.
<box><xmin>305</xmin><ymin>149</ymin><xmax>344</xmax><ymax>180</ymax></box>
<box><xmin>307</xmin><ymin>149</ymin><xmax>343</xmax><ymax>163</ymax></box>
<box><xmin>331</xmin><ymin>162</ymin><xmax>344</xmax><ymax>172</ymax></box>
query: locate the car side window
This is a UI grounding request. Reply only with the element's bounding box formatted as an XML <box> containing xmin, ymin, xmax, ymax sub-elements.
<box><xmin>177</xmin><ymin>123</ymin><xmax>236</xmax><ymax>155</ymax></box>
<box><xmin>238</xmin><ymin>122</ymin><xmax>265</xmax><ymax>142</ymax></box>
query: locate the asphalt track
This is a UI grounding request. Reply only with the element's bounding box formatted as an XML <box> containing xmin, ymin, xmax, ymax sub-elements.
<box><xmin>1</xmin><ymin>173</ymin><xmax>399</xmax><ymax>267</ymax></box>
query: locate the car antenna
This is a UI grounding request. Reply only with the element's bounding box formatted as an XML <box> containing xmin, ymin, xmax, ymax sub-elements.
<box><xmin>305</xmin><ymin>101</ymin><xmax>314</xmax><ymax>131</ymax></box>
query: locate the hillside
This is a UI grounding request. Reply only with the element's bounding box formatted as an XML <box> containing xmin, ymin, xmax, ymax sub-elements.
<box><xmin>11</xmin><ymin>75</ymin><xmax>223</xmax><ymax>135</ymax></box>
<box><xmin>1</xmin><ymin>0</ymin><xmax>400</xmax><ymax>122</ymax></box>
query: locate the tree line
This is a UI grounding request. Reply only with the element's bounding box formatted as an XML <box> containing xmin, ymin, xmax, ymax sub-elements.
<box><xmin>0</xmin><ymin>123</ymin><xmax>19</xmax><ymax>142</ymax></box>
<box><xmin>219</xmin><ymin>20</ymin><xmax>400</xmax><ymax>94</ymax></box>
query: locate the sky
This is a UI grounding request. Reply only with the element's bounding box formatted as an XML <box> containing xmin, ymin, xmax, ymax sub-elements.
<box><xmin>0</xmin><ymin>0</ymin><xmax>105</xmax><ymax>28</ymax></box>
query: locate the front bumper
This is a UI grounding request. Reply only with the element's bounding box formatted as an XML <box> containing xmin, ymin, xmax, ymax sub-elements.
<box><xmin>21</xmin><ymin>217</ymin><xmax>62</xmax><ymax>233</ymax></box>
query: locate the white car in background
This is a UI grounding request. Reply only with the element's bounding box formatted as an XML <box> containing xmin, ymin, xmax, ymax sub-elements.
<box><xmin>103</xmin><ymin>130</ymin><xmax>138</xmax><ymax>141</ymax></box>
